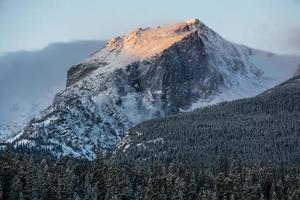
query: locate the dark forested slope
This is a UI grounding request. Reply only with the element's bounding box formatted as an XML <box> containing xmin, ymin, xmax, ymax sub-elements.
<box><xmin>115</xmin><ymin>76</ymin><xmax>300</xmax><ymax>166</ymax></box>
<box><xmin>2</xmin><ymin>150</ymin><xmax>300</xmax><ymax>200</ymax></box>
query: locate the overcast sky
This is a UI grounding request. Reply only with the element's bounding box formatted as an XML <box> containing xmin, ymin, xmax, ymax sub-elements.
<box><xmin>0</xmin><ymin>0</ymin><xmax>300</xmax><ymax>55</ymax></box>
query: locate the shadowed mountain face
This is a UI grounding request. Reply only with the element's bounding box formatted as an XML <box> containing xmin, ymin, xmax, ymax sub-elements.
<box><xmin>115</xmin><ymin>76</ymin><xmax>300</xmax><ymax>166</ymax></box>
<box><xmin>0</xmin><ymin>40</ymin><xmax>104</xmax><ymax>141</ymax></box>
<box><xmin>7</xmin><ymin>19</ymin><xmax>300</xmax><ymax>159</ymax></box>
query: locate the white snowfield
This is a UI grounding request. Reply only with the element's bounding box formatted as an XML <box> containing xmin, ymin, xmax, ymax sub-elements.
<box><xmin>6</xmin><ymin>19</ymin><xmax>300</xmax><ymax>159</ymax></box>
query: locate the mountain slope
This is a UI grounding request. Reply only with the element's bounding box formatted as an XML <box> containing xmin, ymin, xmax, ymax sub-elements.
<box><xmin>8</xmin><ymin>19</ymin><xmax>300</xmax><ymax>159</ymax></box>
<box><xmin>115</xmin><ymin>76</ymin><xmax>300</xmax><ymax>165</ymax></box>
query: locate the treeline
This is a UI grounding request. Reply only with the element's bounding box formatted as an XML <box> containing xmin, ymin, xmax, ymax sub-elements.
<box><xmin>114</xmin><ymin>76</ymin><xmax>300</xmax><ymax>166</ymax></box>
<box><xmin>1</xmin><ymin>148</ymin><xmax>300</xmax><ymax>200</ymax></box>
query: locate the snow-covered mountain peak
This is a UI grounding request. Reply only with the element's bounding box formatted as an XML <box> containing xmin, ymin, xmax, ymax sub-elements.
<box><xmin>86</xmin><ymin>19</ymin><xmax>203</xmax><ymax>64</ymax></box>
<box><xmin>67</xmin><ymin>19</ymin><xmax>215</xmax><ymax>87</ymax></box>
<box><xmin>185</xmin><ymin>18</ymin><xmax>201</xmax><ymax>26</ymax></box>
<box><xmin>7</xmin><ymin>19</ymin><xmax>300</xmax><ymax>159</ymax></box>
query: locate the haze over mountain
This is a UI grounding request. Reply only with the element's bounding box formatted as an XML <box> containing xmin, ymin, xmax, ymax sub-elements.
<box><xmin>0</xmin><ymin>40</ymin><xmax>104</xmax><ymax>141</ymax></box>
<box><xmin>7</xmin><ymin>19</ymin><xmax>300</xmax><ymax>159</ymax></box>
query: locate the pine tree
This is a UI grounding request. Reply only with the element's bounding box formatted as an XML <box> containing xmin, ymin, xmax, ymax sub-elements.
<box><xmin>119</xmin><ymin>170</ymin><xmax>134</xmax><ymax>200</ymax></box>
<box><xmin>17</xmin><ymin>163</ymin><xmax>27</xmax><ymax>199</ymax></box>
<box><xmin>84</xmin><ymin>176</ymin><xmax>97</xmax><ymax>200</ymax></box>
<box><xmin>216</xmin><ymin>172</ymin><xmax>226</xmax><ymax>199</ymax></box>
<box><xmin>104</xmin><ymin>166</ymin><xmax>120</xmax><ymax>200</ymax></box>
<box><xmin>38</xmin><ymin>161</ymin><xmax>53</xmax><ymax>200</ymax></box>
<box><xmin>271</xmin><ymin>191</ymin><xmax>279</xmax><ymax>200</ymax></box>
<box><xmin>187</xmin><ymin>172</ymin><xmax>197</xmax><ymax>200</ymax></box>
<box><xmin>21</xmin><ymin>156</ymin><xmax>38</xmax><ymax>200</ymax></box>
<box><xmin>9</xmin><ymin>176</ymin><xmax>22</xmax><ymax>200</ymax></box>
<box><xmin>199</xmin><ymin>188</ymin><xmax>217</xmax><ymax>200</ymax></box>
<box><xmin>171</xmin><ymin>177</ymin><xmax>186</xmax><ymax>200</ymax></box>
<box><xmin>158</xmin><ymin>185</ymin><xmax>167</xmax><ymax>200</ymax></box>
<box><xmin>261</xmin><ymin>172</ymin><xmax>272</xmax><ymax>200</ymax></box>
<box><xmin>166</xmin><ymin>164</ymin><xmax>177</xmax><ymax>198</ymax></box>
<box><xmin>92</xmin><ymin>148</ymin><xmax>106</xmax><ymax>200</ymax></box>
<box><xmin>134</xmin><ymin>185</ymin><xmax>144</xmax><ymax>200</ymax></box>
<box><xmin>145</xmin><ymin>177</ymin><xmax>156</xmax><ymax>200</ymax></box>
<box><xmin>57</xmin><ymin>166</ymin><xmax>74</xmax><ymax>200</ymax></box>
<box><xmin>73</xmin><ymin>192</ymin><xmax>82</xmax><ymax>200</ymax></box>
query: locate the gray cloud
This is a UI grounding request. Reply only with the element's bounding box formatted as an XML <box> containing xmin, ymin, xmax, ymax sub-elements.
<box><xmin>289</xmin><ymin>29</ymin><xmax>300</xmax><ymax>55</ymax></box>
<box><xmin>0</xmin><ymin>40</ymin><xmax>105</xmax><ymax>124</ymax></box>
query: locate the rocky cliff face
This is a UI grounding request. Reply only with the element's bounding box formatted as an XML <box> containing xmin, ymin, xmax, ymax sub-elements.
<box><xmin>8</xmin><ymin>19</ymin><xmax>300</xmax><ymax>159</ymax></box>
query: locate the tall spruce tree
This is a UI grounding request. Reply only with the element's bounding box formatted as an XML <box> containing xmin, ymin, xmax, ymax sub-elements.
<box><xmin>92</xmin><ymin>148</ymin><xmax>106</xmax><ymax>200</ymax></box>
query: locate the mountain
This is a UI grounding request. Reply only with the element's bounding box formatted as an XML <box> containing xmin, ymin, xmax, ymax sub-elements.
<box><xmin>0</xmin><ymin>122</ymin><xmax>22</xmax><ymax>143</ymax></box>
<box><xmin>115</xmin><ymin>75</ymin><xmax>300</xmax><ymax>165</ymax></box>
<box><xmin>0</xmin><ymin>40</ymin><xmax>104</xmax><ymax>142</ymax></box>
<box><xmin>7</xmin><ymin>19</ymin><xmax>300</xmax><ymax>159</ymax></box>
